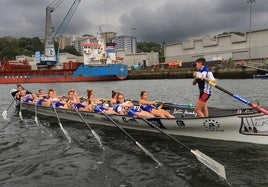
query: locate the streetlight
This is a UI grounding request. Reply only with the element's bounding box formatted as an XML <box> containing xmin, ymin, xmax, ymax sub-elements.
<box><xmin>131</xmin><ymin>27</ymin><xmax>137</xmax><ymax>65</ymax></box>
<box><xmin>247</xmin><ymin>0</ymin><xmax>255</xmax><ymax>63</ymax></box>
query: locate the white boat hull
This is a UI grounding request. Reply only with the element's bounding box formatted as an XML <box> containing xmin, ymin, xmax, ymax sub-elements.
<box><xmin>21</xmin><ymin>103</ymin><xmax>268</xmax><ymax>145</ymax></box>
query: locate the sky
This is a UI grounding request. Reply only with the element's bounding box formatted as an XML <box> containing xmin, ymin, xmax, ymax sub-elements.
<box><xmin>0</xmin><ymin>0</ymin><xmax>267</xmax><ymax>44</ymax></box>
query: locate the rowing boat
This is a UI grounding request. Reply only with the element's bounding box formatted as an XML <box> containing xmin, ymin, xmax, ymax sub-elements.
<box><xmin>20</xmin><ymin>102</ymin><xmax>268</xmax><ymax>145</ymax></box>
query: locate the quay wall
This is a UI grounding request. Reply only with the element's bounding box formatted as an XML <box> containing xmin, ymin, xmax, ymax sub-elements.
<box><xmin>127</xmin><ymin>67</ymin><xmax>258</xmax><ymax>80</ymax></box>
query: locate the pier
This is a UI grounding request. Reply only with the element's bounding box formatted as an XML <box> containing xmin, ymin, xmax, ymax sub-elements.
<box><xmin>128</xmin><ymin>67</ymin><xmax>258</xmax><ymax>80</ymax></box>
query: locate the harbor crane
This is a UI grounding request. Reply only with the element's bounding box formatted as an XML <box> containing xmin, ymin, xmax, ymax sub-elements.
<box><xmin>39</xmin><ymin>0</ymin><xmax>81</xmax><ymax>67</ymax></box>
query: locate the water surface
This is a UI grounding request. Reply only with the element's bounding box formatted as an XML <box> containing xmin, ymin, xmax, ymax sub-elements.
<box><xmin>0</xmin><ymin>79</ymin><xmax>267</xmax><ymax>187</ymax></box>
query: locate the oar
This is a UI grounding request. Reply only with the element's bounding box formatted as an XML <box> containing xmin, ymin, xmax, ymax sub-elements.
<box><xmin>99</xmin><ymin>110</ymin><xmax>162</xmax><ymax>167</ymax></box>
<box><xmin>73</xmin><ymin>107</ymin><xmax>103</xmax><ymax>147</ymax></box>
<box><xmin>19</xmin><ymin>100</ymin><xmax>23</xmax><ymax>121</ymax></box>
<box><xmin>34</xmin><ymin>102</ymin><xmax>40</xmax><ymax>126</ymax></box>
<box><xmin>132</xmin><ymin>100</ymin><xmax>195</xmax><ymax>108</ymax></box>
<box><xmin>207</xmin><ymin>81</ymin><xmax>268</xmax><ymax>115</ymax></box>
<box><xmin>139</xmin><ymin>117</ymin><xmax>227</xmax><ymax>181</ymax></box>
<box><xmin>157</xmin><ymin>102</ymin><xmax>196</xmax><ymax>108</ymax></box>
<box><xmin>2</xmin><ymin>99</ymin><xmax>15</xmax><ymax>120</ymax></box>
<box><xmin>52</xmin><ymin>104</ymin><xmax>72</xmax><ymax>143</ymax></box>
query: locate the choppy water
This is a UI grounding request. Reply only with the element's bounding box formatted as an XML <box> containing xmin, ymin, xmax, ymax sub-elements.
<box><xmin>0</xmin><ymin>79</ymin><xmax>267</xmax><ymax>187</ymax></box>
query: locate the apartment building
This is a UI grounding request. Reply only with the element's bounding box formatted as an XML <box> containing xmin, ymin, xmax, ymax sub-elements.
<box><xmin>108</xmin><ymin>35</ymin><xmax>137</xmax><ymax>54</ymax></box>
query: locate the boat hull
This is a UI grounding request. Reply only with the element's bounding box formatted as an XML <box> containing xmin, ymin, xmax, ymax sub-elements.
<box><xmin>0</xmin><ymin>76</ymin><xmax>124</xmax><ymax>84</ymax></box>
<box><xmin>0</xmin><ymin>64</ymin><xmax>128</xmax><ymax>84</ymax></box>
<box><xmin>253</xmin><ymin>74</ymin><xmax>268</xmax><ymax>79</ymax></box>
<box><xmin>21</xmin><ymin>103</ymin><xmax>268</xmax><ymax>145</ymax></box>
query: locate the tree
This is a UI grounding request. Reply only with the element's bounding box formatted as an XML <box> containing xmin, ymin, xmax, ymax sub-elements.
<box><xmin>137</xmin><ymin>41</ymin><xmax>161</xmax><ymax>53</ymax></box>
<box><xmin>62</xmin><ymin>45</ymin><xmax>81</xmax><ymax>56</ymax></box>
<box><xmin>217</xmin><ymin>31</ymin><xmax>244</xmax><ymax>37</ymax></box>
<box><xmin>0</xmin><ymin>36</ymin><xmax>45</xmax><ymax>60</ymax></box>
<box><xmin>30</xmin><ymin>37</ymin><xmax>43</xmax><ymax>52</ymax></box>
<box><xmin>0</xmin><ymin>37</ymin><xmax>20</xmax><ymax>60</ymax></box>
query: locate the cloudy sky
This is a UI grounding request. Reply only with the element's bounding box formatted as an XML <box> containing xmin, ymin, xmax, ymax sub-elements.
<box><xmin>0</xmin><ymin>0</ymin><xmax>267</xmax><ymax>44</ymax></box>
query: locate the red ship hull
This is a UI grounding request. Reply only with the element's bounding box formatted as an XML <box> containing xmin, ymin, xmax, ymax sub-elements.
<box><xmin>0</xmin><ymin>60</ymin><xmax>128</xmax><ymax>84</ymax></box>
<box><xmin>0</xmin><ymin>76</ymin><xmax>126</xmax><ymax>84</ymax></box>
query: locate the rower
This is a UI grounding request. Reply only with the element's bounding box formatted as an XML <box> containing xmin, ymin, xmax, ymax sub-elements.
<box><xmin>67</xmin><ymin>89</ymin><xmax>88</xmax><ymax>111</ymax></box>
<box><xmin>42</xmin><ymin>89</ymin><xmax>68</xmax><ymax>109</ymax></box>
<box><xmin>13</xmin><ymin>84</ymin><xmax>32</xmax><ymax>101</ymax></box>
<box><xmin>139</xmin><ymin>91</ymin><xmax>175</xmax><ymax>118</ymax></box>
<box><xmin>87</xmin><ymin>91</ymin><xmax>117</xmax><ymax>114</ymax></box>
<box><xmin>114</xmin><ymin>92</ymin><xmax>154</xmax><ymax>118</ymax></box>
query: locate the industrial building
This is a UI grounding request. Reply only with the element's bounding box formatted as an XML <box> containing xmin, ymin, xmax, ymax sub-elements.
<box><xmin>164</xmin><ymin>28</ymin><xmax>268</xmax><ymax>66</ymax></box>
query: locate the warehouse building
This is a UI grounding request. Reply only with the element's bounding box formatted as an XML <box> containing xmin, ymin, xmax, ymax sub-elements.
<box><xmin>164</xmin><ymin>28</ymin><xmax>268</xmax><ymax>66</ymax></box>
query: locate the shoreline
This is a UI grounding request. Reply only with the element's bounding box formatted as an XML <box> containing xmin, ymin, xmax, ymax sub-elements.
<box><xmin>127</xmin><ymin>67</ymin><xmax>258</xmax><ymax>79</ymax></box>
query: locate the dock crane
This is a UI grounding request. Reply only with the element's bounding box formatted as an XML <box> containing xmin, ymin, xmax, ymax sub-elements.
<box><xmin>39</xmin><ymin>0</ymin><xmax>81</xmax><ymax>67</ymax></box>
<box><xmin>54</xmin><ymin>0</ymin><xmax>81</xmax><ymax>62</ymax></box>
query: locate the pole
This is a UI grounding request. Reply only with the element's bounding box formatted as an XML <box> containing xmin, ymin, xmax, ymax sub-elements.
<box><xmin>132</xmin><ymin>27</ymin><xmax>136</xmax><ymax>65</ymax></box>
<box><xmin>247</xmin><ymin>0</ymin><xmax>256</xmax><ymax>63</ymax></box>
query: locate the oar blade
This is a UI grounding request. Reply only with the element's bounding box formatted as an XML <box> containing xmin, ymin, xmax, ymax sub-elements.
<box><xmin>136</xmin><ymin>141</ymin><xmax>162</xmax><ymax>167</ymax></box>
<box><xmin>53</xmin><ymin>105</ymin><xmax>72</xmax><ymax>143</ymax></box>
<box><xmin>34</xmin><ymin>116</ymin><xmax>40</xmax><ymax>126</ymax></box>
<box><xmin>74</xmin><ymin>108</ymin><xmax>103</xmax><ymax>147</ymax></box>
<box><xmin>91</xmin><ymin>129</ymin><xmax>103</xmax><ymax>148</ymax></box>
<box><xmin>191</xmin><ymin>149</ymin><xmax>226</xmax><ymax>180</ymax></box>
<box><xmin>102</xmin><ymin>112</ymin><xmax>161</xmax><ymax>166</ymax></box>
<box><xmin>59</xmin><ymin>122</ymin><xmax>72</xmax><ymax>144</ymax></box>
<box><xmin>19</xmin><ymin>101</ymin><xmax>23</xmax><ymax>121</ymax></box>
<box><xmin>2</xmin><ymin>110</ymin><xmax>8</xmax><ymax>120</ymax></box>
<box><xmin>34</xmin><ymin>104</ymin><xmax>40</xmax><ymax>126</ymax></box>
<box><xmin>19</xmin><ymin>111</ymin><xmax>23</xmax><ymax>121</ymax></box>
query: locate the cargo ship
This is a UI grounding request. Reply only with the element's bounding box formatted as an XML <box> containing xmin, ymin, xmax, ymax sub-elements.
<box><xmin>0</xmin><ymin>59</ymin><xmax>128</xmax><ymax>84</ymax></box>
<box><xmin>0</xmin><ymin>1</ymin><xmax>128</xmax><ymax>84</ymax></box>
<box><xmin>0</xmin><ymin>35</ymin><xmax>128</xmax><ymax>84</ymax></box>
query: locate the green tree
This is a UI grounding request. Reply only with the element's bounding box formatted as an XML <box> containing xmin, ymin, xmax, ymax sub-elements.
<box><xmin>31</xmin><ymin>37</ymin><xmax>43</xmax><ymax>52</ymax></box>
<box><xmin>0</xmin><ymin>36</ymin><xmax>45</xmax><ymax>60</ymax></box>
<box><xmin>227</xmin><ymin>57</ymin><xmax>234</xmax><ymax>67</ymax></box>
<box><xmin>137</xmin><ymin>41</ymin><xmax>165</xmax><ymax>63</ymax></box>
<box><xmin>0</xmin><ymin>37</ymin><xmax>20</xmax><ymax>60</ymax></box>
<box><xmin>62</xmin><ymin>45</ymin><xmax>81</xmax><ymax>56</ymax></box>
<box><xmin>218</xmin><ymin>31</ymin><xmax>244</xmax><ymax>37</ymax></box>
<box><xmin>137</xmin><ymin>41</ymin><xmax>161</xmax><ymax>53</ymax></box>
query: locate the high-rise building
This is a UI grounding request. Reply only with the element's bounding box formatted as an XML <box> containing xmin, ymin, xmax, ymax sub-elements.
<box><xmin>108</xmin><ymin>36</ymin><xmax>137</xmax><ymax>54</ymax></box>
<box><xmin>101</xmin><ymin>32</ymin><xmax>117</xmax><ymax>43</ymax></box>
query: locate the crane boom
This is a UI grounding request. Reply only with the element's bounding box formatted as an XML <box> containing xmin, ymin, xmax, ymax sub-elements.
<box><xmin>48</xmin><ymin>0</ymin><xmax>64</xmax><ymax>9</ymax></box>
<box><xmin>54</xmin><ymin>0</ymin><xmax>81</xmax><ymax>38</ymax></box>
